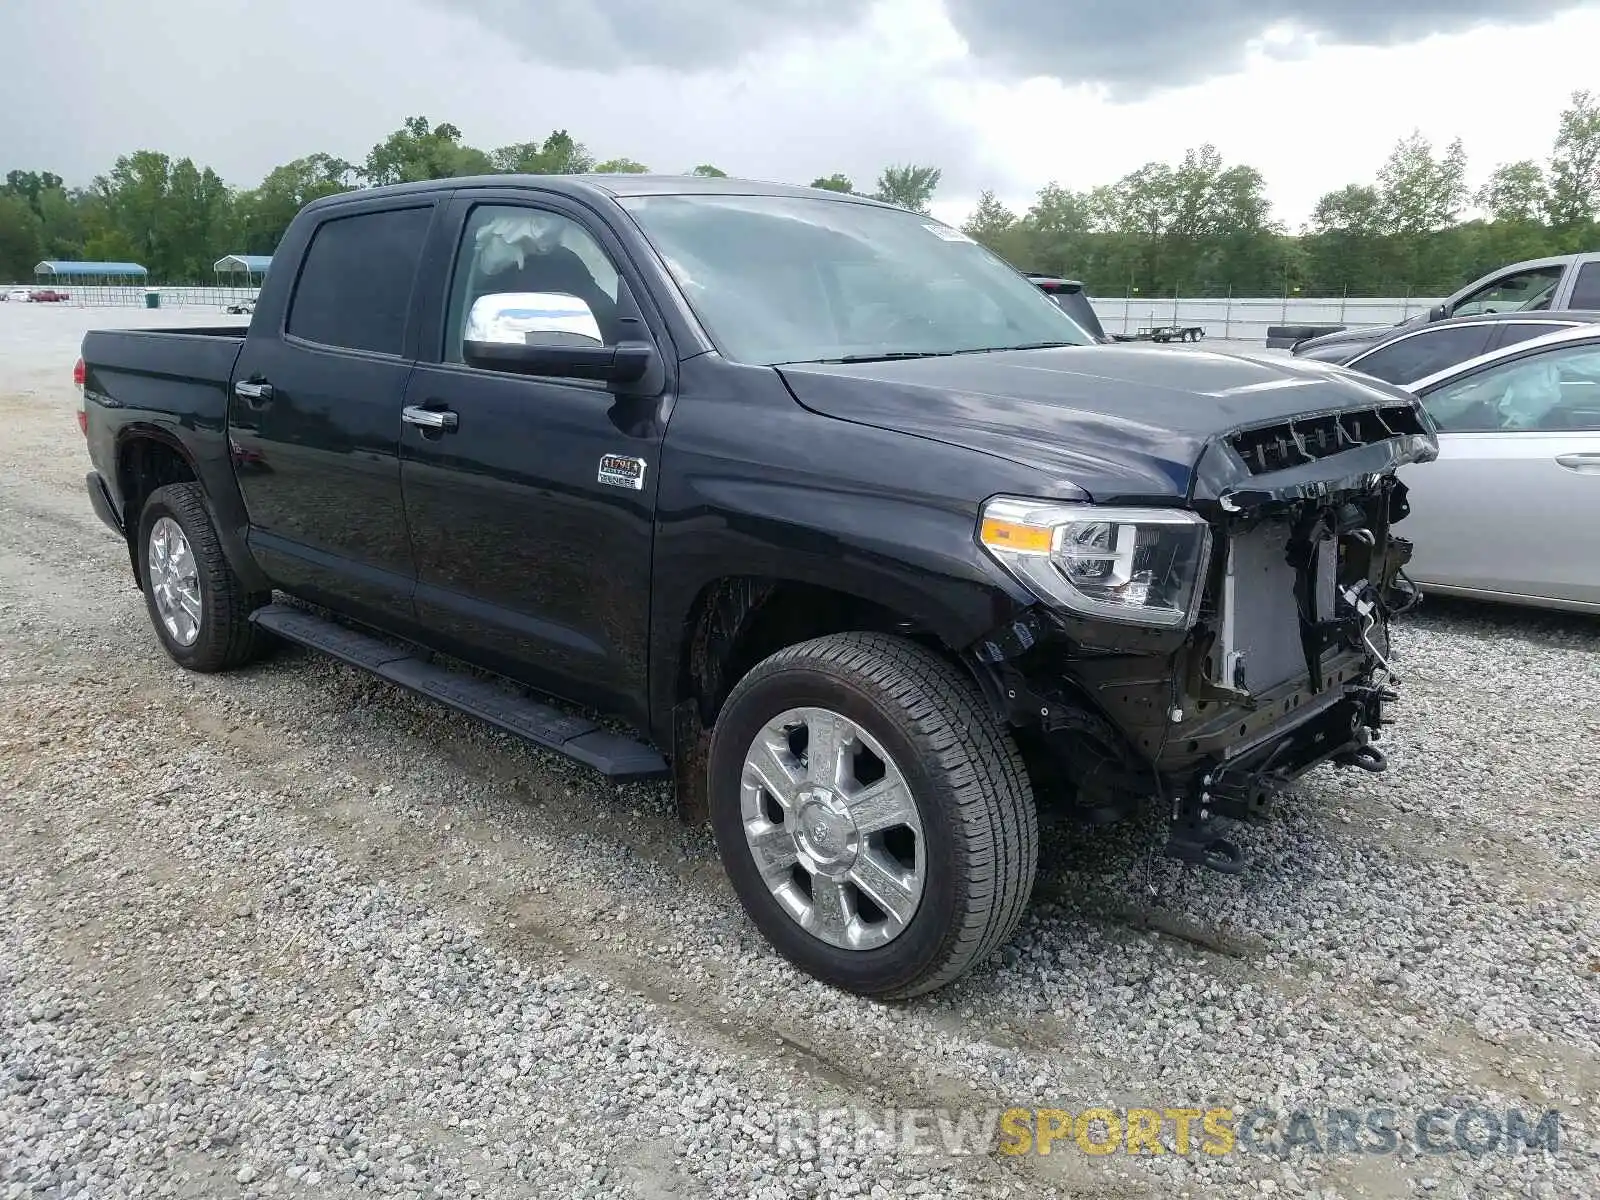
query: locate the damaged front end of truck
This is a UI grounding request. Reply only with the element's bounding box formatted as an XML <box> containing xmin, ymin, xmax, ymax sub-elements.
<box><xmin>969</xmin><ymin>399</ymin><xmax>1439</xmax><ymax>873</ymax></box>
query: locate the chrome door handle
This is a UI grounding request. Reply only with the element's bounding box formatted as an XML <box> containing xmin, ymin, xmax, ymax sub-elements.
<box><xmin>1555</xmin><ymin>453</ymin><xmax>1600</xmax><ymax>472</ymax></box>
<box><xmin>402</xmin><ymin>405</ymin><xmax>458</xmax><ymax>431</ymax></box>
<box><xmin>234</xmin><ymin>380</ymin><xmax>273</xmax><ymax>402</ymax></box>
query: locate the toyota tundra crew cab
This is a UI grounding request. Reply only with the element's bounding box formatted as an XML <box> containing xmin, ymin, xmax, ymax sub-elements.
<box><xmin>78</xmin><ymin>175</ymin><xmax>1437</xmax><ymax>998</ymax></box>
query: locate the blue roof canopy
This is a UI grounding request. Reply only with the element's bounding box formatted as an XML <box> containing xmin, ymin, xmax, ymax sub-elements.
<box><xmin>35</xmin><ymin>260</ymin><xmax>148</xmax><ymax>277</ymax></box>
<box><xmin>214</xmin><ymin>254</ymin><xmax>272</xmax><ymax>273</ymax></box>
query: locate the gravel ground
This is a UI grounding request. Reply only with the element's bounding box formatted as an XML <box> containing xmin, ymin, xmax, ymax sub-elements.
<box><xmin>2</xmin><ymin>305</ymin><xmax>1597</xmax><ymax>1199</ymax></box>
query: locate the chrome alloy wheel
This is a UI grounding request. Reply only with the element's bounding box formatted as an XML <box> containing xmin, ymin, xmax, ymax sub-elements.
<box><xmin>740</xmin><ymin>706</ymin><xmax>926</xmax><ymax>950</ymax></box>
<box><xmin>147</xmin><ymin>516</ymin><xmax>202</xmax><ymax>647</ymax></box>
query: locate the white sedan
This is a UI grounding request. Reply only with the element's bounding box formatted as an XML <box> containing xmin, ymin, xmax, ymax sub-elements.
<box><xmin>1399</xmin><ymin>323</ymin><xmax>1600</xmax><ymax>613</ymax></box>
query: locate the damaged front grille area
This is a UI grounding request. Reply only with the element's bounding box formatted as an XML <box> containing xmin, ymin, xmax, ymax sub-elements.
<box><xmin>1228</xmin><ymin>405</ymin><xmax>1427</xmax><ymax>476</ymax></box>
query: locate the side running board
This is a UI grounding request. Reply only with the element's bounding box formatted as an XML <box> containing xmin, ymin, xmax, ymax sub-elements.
<box><xmin>250</xmin><ymin>603</ymin><xmax>668</xmax><ymax>782</ymax></box>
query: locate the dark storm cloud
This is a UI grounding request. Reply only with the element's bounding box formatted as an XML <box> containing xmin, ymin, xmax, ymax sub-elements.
<box><xmin>416</xmin><ymin>0</ymin><xmax>866</xmax><ymax>69</ymax></box>
<box><xmin>941</xmin><ymin>0</ymin><xmax>1600</xmax><ymax>95</ymax></box>
<box><xmin>0</xmin><ymin>0</ymin><xmax>1010</xmax><ymax>203</ymax></box>
<box><xmin>427</xmin><ymin>0</ymin><xmax>1599</xmax><ymax>95</ymax></box>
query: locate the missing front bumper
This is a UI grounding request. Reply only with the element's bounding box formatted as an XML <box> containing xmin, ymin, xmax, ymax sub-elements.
<box><xmin>1161</xmin><ymin>681</ymin><xmax>1396</xmax><ymax>874</ymax></box>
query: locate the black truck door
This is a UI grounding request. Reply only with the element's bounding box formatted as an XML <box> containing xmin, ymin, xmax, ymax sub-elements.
<box><xmin>398</xmin><ymin>193</ymin><xmax>673</xmax><ymax>729</ymax></box>
<box><xmin>228</xmin><ymin>199</ymin><xmax>438</xmax><ymax>625</ymax></box>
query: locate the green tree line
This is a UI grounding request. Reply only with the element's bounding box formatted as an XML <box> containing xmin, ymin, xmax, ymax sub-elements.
<box><xmin>4</xmin><ymin>94</ymin><xmax>1598</xmax><ymax>295</ymax></box>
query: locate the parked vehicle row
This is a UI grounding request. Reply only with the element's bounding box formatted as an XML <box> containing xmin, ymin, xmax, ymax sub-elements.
<box><xmin>77</xmin><ymin>173</ymin><xmax>1433</xmax><ymax>998</ymax></box>
<box><xmin>1297</xmin><ymin>309</ymin><xmax>1600</xmax><ymax>382</ymax></box>
<box><xmin>2</xmin><ymin>287</ymin><xmax>70</xmax><ymax>302</ymax></box>
<box><xmin>1293</xmin><ymin>250</ymin><xmax>1600</xmax><ymax>361</ymax></box>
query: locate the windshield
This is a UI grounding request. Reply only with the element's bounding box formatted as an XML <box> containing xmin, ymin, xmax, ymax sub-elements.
<box><xmin>617</xmin><ymin>193</ymin><xmax>1095</xmax><ymax>365</ymax></box>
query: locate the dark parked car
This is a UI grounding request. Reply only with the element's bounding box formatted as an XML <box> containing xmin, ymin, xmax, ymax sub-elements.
<box><xmin>1293</xmin><ymin>251</ymin><xmax>1600</xmax><ymax>362</ymax></box>
<box><xmin>1299</xmin><ymin>310</ymin><xmax>1600</xmax><ymax>383</ymax></box>
<box><xmin>1024</xmin><ymin>273</ymin><xmax>1111</xmax><ymax>342</ymax></box>
<box><xmin>78</xmin><ymin>174</ymin><xmax>1435</xmax><ymax>997</ymax></box>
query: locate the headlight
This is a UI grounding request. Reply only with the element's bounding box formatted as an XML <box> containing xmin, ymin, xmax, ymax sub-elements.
<box><xmin>977</xmin><ymin>496</ymin><xmax>1212</xmax><ymax>629</ymax></box>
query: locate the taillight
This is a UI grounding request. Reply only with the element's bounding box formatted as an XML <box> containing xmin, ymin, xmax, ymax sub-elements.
<box><xmin>74</xmin><ymin>357</ymin><xmax>87</xmax><ymax>437</ymax></box>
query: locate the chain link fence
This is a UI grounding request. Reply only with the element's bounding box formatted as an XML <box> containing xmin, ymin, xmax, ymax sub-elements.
<box><xmin>0</xmin><ymin>283</ymin><xmax>260</xmax><ymax>310</ymax></box>
<box><xmin>1092</xmin><ymin>287</ymin><xmax>1447</xmax><ymax>342</ymax></box>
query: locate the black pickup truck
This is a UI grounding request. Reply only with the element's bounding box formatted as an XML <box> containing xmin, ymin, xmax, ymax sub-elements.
<box><xmin>78</xmin><ymin>175</ymin><xmax>1436</xmax><ymax>998</ymax></box>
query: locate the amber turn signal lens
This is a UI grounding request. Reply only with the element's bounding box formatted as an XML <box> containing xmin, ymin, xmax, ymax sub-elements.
<box><xmin>979</xmin><ymin>517</ymin><xmax>1053</xmax><ymax>554</ymax></box>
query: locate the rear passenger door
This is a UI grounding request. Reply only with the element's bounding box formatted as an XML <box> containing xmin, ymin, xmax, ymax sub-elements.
<box><xmin>230</xmin><ymin>198</ymin><xmax>440</xmax><ymax>626</ymax></box>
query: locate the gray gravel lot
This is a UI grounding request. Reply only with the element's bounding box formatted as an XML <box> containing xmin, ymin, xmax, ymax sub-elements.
<box><xmin>2</xmin><ymin>304</ymin><xmax>1598</xmax><ymax>1199</ymax></box>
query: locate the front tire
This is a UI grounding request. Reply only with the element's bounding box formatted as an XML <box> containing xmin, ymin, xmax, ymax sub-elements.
<box><xmin>136</xmin><ymin>482</ymin><xmax>270</xmax><ymax>672</ymax></box>
<box><xmin>708</xmin><ymin>633</ymin><xmax>1038</xmax><ymax>999</ymax></box>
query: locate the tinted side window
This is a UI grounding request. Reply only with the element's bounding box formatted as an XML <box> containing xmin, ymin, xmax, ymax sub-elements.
<box><xmin>287</xmin><ymin>207</ymin><xmax>433</xmax><ymax>355</ymax></box>
<box><xmin>1350</xmin><ymin>325</ymin><xmax>1494</xmax><ymax>384</ymax></box>
<box><xmin>1568</xmin><ymin>262</ymin><xmax>1600</xmax><ymax>309</ymax></box>
<box><xmin>1494</xmin><ymin>321</ymin><xmax>1574</xmax><ymax>352</ymax></box>
<box><xmin>1422</xmin><ymin>343</ymin><xmax>1600</xmax><ymax>433</ymax></box>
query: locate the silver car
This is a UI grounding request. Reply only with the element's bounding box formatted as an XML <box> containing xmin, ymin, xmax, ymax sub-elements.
<box><xmin>1399</xmin><ymin>323</ymin><xmax>1600</xmax><ymax>613</ymax></box>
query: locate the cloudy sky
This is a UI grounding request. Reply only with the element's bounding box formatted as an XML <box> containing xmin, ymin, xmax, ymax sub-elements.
<box><xmin>3</xmin><ymin>0</ymin><xmax>1598</xmax><ymax>228</ymax></box>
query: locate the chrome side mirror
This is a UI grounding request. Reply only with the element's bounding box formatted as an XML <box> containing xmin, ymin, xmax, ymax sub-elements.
<box><xmin>464</xmin><ymin>291</ymin><xmax>604</xmax><ymax>348</ymax></box>
<box><xmin>462</xmin><ymin>290</ymin><xmax>655</xmax><ymax>387</ymax></box>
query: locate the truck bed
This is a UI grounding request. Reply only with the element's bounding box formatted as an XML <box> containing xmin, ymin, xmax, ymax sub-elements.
<box><xmin>82</xmin><ymin>326</ymin><xmax>248</xmax><ymax>390</ymax></box>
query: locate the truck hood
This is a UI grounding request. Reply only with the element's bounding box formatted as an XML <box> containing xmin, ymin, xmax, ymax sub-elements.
<box><xmin>776</xmin><ymin>344</ymin><xmax>1434</xmax><ymax>505</ymax></box>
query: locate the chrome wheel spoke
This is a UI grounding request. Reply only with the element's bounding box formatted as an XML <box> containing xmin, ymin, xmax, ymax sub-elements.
<box><xmin>805</xmin><ymin>710</ymin><xmax>845</xmax><ymax>787</ymax></box>
<box><xmin>845</xmin><ymin>776</ymin><xmax>916</xmax><ymax>835</ymax></box>
<box><xmin>849</xmin><ymin>851</ymin><xmax>919</xmax><ymax>929</ymax></box>
<box><xmin>746</xmin><ymin>821</ymin><xmax>798</xmax><ymax>880</ymax></box>
<box><xmin>745</xmin><ymin>734</ymin><xmax>802</xmax><ymax>811</ymax></box>
<box><xmin>805</xmin><ymin>877</ymin><xmax>851</xmax><ymax>943</ymax></box>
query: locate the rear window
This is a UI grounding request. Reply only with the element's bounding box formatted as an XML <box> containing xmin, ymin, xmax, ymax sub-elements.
<box><xmin>1495</xmin><ymin>321</ymin><xmax>1576</xmax><ymax>352</ymax></box>
<box><xmin>287</xmin><ymin>206</ymin><xmax>433</xmax><ymax>355</ymax></box>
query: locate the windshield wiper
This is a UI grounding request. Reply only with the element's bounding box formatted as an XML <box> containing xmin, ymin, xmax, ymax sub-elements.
<box><xmin>953</xmin><ymin>341</ymin><xmax>1082</xmax><ymax>354</ymax></box>
<box><xmin>822</xmin><ymin>351</ymin><xmax>955</xmax><ymax>363</ymax></box>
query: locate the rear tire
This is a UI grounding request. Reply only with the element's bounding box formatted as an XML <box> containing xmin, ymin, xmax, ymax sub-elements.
<box><xmin>708</xmin><ymin>632</ymin><xmax>1037</xmax><ymax>999</ymax></box>
<box><xmin>136</xmin><ymin>482</ymin><xmax>270</xmax><ymax>672</ymax></box>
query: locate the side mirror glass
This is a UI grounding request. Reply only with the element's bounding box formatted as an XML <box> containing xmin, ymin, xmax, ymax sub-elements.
<box><xmin>462</xmin><ymin>291</ymin><xmax>653</xmax><ymax>386</ymax></box>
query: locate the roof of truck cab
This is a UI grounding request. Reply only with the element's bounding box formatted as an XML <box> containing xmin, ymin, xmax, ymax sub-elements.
<box><xmin>306</xmin><ymin>174</ymin><xmax>898</xmax><ymax>209</ymax></box>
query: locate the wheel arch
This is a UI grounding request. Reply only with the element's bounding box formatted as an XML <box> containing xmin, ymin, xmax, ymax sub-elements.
<box><xmin>112</xmin><ymin>425</ymin><xmax>271</xmax><ymax>594</ymax></box>
<box><xmin>663</xmin><ymin>573</ymin><xmax>1016</xmax><ymax>823</ymax></box>
<box><xmin>115</xmin><ymin>428</ymin><xmax>200</xmax><ymax>585</ymax></box>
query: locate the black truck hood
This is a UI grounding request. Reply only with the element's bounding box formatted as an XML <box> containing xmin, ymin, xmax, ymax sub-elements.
<box><xmin>777</xmin><ymin>345</ymin><xmax>1435</xmax><ymax>506</ymax></box>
